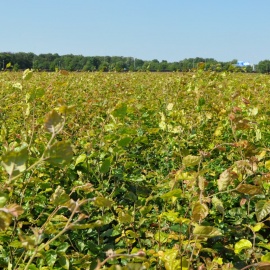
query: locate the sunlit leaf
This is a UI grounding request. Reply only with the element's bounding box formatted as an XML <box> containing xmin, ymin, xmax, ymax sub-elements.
<box><xmin>46</xmin><ymin>141</ymin><xmax>73</xmax><ymax>166</ymax></box>
<box><xmin>13</xmin><ymin>82</ymin><xmax>22</xmax><ymax>90</ymax></box>
<box><xmin>234</xmin><ymin>239</ymin><xmax>252</xmax><ymax>254</ymax></box>
<box><xmin>182</xmin><ymin>155</ymin><xmax>201</xmax><ymax>167</ymax></box>
<box><xmin>217</xmin><ymin>169</ymin><xmax>231</xmax><ymax>191</ymax></box>
<box><xmin>50</xmin><ymin>186</ymin><xmax>70</xmax><ymax>206</ymax></box>
<box><xmin>93</xmin><ymin>197</ymin><xmax>114</xmax><ymax>208</ymax></box>
<box><xmin>192</xmin><ymin>202</ymin><xmax>209</xmax><ymax>221</ymax></box>
<box><xmin>212</xmin><ymin>196</ymin><xmax>224</xmax><ymax>215</ymax></box>
<box><xmin>2</xmin><ymin>146</ymin><xmax>28</xmax><ymax>176</ymax></box>
<box><xmin>44</xmin><ymin>110</ymin><xmax>63</xmax><ymax>134</ymax></box>
<box><xmin>193</xmin><ymin>225</ymin><xmax>222</xmax><ymax>238</ymax></box>
<box><xmin>45</xmin><ymin>250</ymin><xmax>57</xmax><ymax>267</ymax></box>
<box><xmin>22</xmin><ymin>69</ymin><xmax>33</xmax><ymax>80</ymax></box>
<box><xmin>255</xmin><ymin>200</ymin><xmax>270</xmax><ymax>221</ymax></box>
<box><xmin>0</xmin><ymin>211</ymin><xmax>12</xmax><ymax>230</ymax></box>
<box><xmin>0</xmin><ymin>193</ymin><xmax>8</xmax><ymax>207</ymax></box>
<box><xmin>75</xmin><ymin>153</ymin><xmax>87</xmax><ymax>166</ymax></box>
<box><xmin>236</xmin><ymin>184</ymin><xmax>262</xmax><ymax>195</ymax></box>
<box><xmin>251</xmin><ymin>222</ymin><xmax>264</xmax><ymax>232</ymax></box>
<box><xmin>161</xmin><ymin>189</ymin><xmax>182</xmax><ymax>200</ymax></box>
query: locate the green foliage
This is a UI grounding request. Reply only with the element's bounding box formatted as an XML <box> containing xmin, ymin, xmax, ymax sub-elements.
<box><xmin>1</xmin><ymin>70</ymin><xmax>270</xmax><ymax>269</ymax></box>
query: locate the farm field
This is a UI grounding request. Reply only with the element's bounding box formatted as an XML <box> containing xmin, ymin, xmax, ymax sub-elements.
<box><xmin>1</xmin><ymin>70</ymin><xmax>270</xmax><ymax>269</ymax></box>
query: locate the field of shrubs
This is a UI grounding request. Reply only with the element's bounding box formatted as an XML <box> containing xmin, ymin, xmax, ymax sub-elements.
<box><xmin>1</xmin><ymin>69</ymin><xmax>270</xmax><ymax>269</ymax></box>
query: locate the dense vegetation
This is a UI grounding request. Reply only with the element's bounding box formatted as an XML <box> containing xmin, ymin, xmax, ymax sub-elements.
<box><xmin>1</xmin><ymin>70</ymin><xmax>270</xmax><ymax>269</ymax></box>
<box><xmin>2</xmin><ymin>51</ymin><xmax>268</xmax><ymax>72</ymax></box>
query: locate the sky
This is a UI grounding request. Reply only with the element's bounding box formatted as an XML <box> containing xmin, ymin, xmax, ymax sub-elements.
<box><xmin>1</xmin><ymin>0</ymin><xmax>269</xmax><ymax>64</ymax></box>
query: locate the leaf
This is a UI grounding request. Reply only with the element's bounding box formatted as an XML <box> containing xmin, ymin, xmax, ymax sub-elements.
<box><xmin>251</xmin><ymin>222</ymin><xmax>264</xmax><ymax>232</ymax></box>
<box><xmin>5</xmin><ymin>204</ymin><xmax>24</xmax><ymax>218</ymax></box>
<box><xmin>112</xmin><ymin>103</ymin><xmax>127</xmax><ymax>118</ymax></box>
<box><xmin>261</xmin><ymin>253</ymin><xmax>270</xmax><ymax>263</ymax></box>
<box><xmin>75</xmin><ymin>153</ymin><xmax>87</xmax><ymax>166</ymax></box>
<box><xmin>26</xmin><ymin>88</ymin><xmax>45</xmax><ymax>102</ymax></box>
<box><xmin>0</xmin><ymin>193</ymin><xmax>8</xmax><ymax>207</ymax></box>
<box><xmin>193</xmin><ymin>225</ymin><xmax>222</xmax><ymax>238</ymax></box>
<box><xmin>56</xmin><ymin>242</ymin><xmax>70</xmax><ymax>253</ymax></box>
<box><xmin>265</xmin><ymin>160</ymin><xmax>270</xmax><ymax>170</ymax></box>
<box><xmin>0</xmin><ymin>211</ymin><xmax>12</xmax><ymax>230</ymax></box>
<box><xmin>45</xmin><ymin>250</ymin><xmax>57</xmax><ymax>267</ymax></box>
<box><xmin>93</xmin><ymin>197</ymin><xmax>114</xmax><ymax>208</ymax></box>
<box><xmin>13</xmin><ymin>82</ymin><xmax>22</xmax><ymax>90</ymax></box>
<box><xmin>118</xmin><ymin>137</ymin><xmax>132</xmax><ymax>147</ymax></box>
<box><xmin>46</xmin><ymin>141</ymin><xmax>73</xmax><ymax>166</ymax></box>
<box><xmin>236</xmin><ymin>184</ymin><xmax>262</xmax><ymax>195</ymax></box>
<box><xmin>161</xmin><ymin>189</ymin><xmax>182</xmax><ymax>200</ymax></box>
<box><xmin>167</xmin><ymin>103</ymin><xmax>174</xmax><ymax>111</ymax></box>
<box><xmin>118</xmin><ymin>209</ymin><xmax>133</xmax><ymax>224</ymax></box>
<box><xmin>58</xmin><ymin>254</ymin><xmax>70</xmax><ymax>269</ymax></box>
<box><xmin>100</xmin><ymin>158</ymin><xmax>111</xmax><ymax>173</ymax></box>
<box><xmin>192</xmin><ymin>202</ymin><xmax>209</xmax><ymax>221</ymax></box>
<box><xmin>22</xmin><ymin>69</ymin><xmax>33</xmax><ymax>80</ymax></box>
<box><xmin>2</xmin><ymin>146</ymin><xmax>28</xmax><ymax>176</ymax></box>
<box><xmin>44</xmin><ymin>110</ymin><xmax>63</xmax><ymax>134</ymax></box>
<box><xmin>212</xmin><ymin>196</ymin><xmax>224</xmax><ymax>215</ymax></box>
<box><xmin>234</xmin><ymin>239</ymin><xmax>252</xmax><ymax>254</ymax></box>
<box><xmin>182</xmin><ymin>155</ymin><xmax>201</xmax><ymax>167</ymax></box>
<box><xmin>50</xmin><ymin>186</ymin><xmax>70</xmax><ymax>206</ymax></box>
<box><xmin>255</xmin><ymin>200</ymin><xmax>270</xmax><ymax>221</ymax></box>
<box><xmin>217</xmin><ymin>169</ymin><xmax>231</xmax><ymax>191</ymax></box>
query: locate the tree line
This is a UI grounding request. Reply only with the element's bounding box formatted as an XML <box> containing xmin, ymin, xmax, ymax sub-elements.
<box><xmin>0</xmin><ymin>52</ymin><xmax>269</xmax><ymax>73</ymax></box>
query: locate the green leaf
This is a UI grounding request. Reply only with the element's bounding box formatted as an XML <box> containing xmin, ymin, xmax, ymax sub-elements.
<box><xmin>182</xmin><ymin>155</ymin><xmax>201</xmax><ymax>167</ymax></box>
<box><xmin>112</xmin><ymin>103</ymin><xmax>127</xmax><ymax>118</ymax></box>
<box><xmin>217</xmin><ymin>169</ymin><xmax>231</xmax><ymax>191</ymax></box>
<box><xmin>9</xmin><ymin>240</ymin><xmax>23</xmax><ymax>248</ymax></box>
<box><xmin>75</xmin><ymin>153</ymin><xmax>87</xmax><ymax>166</ymax></box>
<box><xmin>44</xmin><ymin>110</ymin><xmax>63</xmax><ymax>134</ymax></box>
<box><xmin>251</xmin><ymin>222</ymin><xmax>264</xmax><ymax>232</ymax></box>
<box><xmin>258</xmin><ymin>242</ymin><xmax>270</xmax><ymax>251</ymax></box>
<box><xmin>2</xmin><ymin>145</ymin><xmax>28</xmax><ymax>176</ymax></box>
<box><xmin>26</xmin><ymin>88</ymin><xmax>45</xmax><ymax>102</ymax></box>
<box><xmin>193</xmin><ymin>225</ymin><xmax>222</xmax><ymax>238</ymax></box>
<box><xmin>100</xmin><ymin>158</ymin><xmax>111</xmax><ymax>173</ymax></box>
<box><xmin>161</xmin><ymin>189</ymin><xmax>182</xmax><ymax>200</ymax></box>
<box><xmin>45</xmin><ymin>250</ymin><xmax>57</xmax><ymax>267</ymax></box>
<box><xmin>46</xmin><ymin>141</ymin><xmax>73</xmax><ymax>166</ymax></box>
<box><xmin>212</xmin><ymin>196</ymin><xmax>224</xmax><ymax>215</ymax></box>
<box><xmin>262</xmin><ymin>252</ymin><xmax>270</xmax><ymax>262</ymax></box>
<box><xmin>255</xmin><ymin>200</ymin><xmax>270</xmax><ymax>222</ymax></box>
<box><xmin>265</xmin><ymin>160</ymin><xmax>270</xmax><ymax>170</ymax></box>
<box><xmin>0</xmin><ymin>211</ymin><xmax>12</xmax><ymax>230</ymax></box>
<box><xmin>13</xmin><ymin>82</ymin><xmax>22</xmax><ymax>90</ymax></box>
<box><xmin>118</xmin><ymin>210</ymin><xmax>133</xmax><ymax>224</ymax></box>
<box><xmin>93</xmin><ymin>197</ymin><xmax>114</xmax><ymax>208</ymax></box>
<box><xmin>118</xmin><ymin>137</ymin><xmax>132</xmax><ymax>147</ymax></box>
<box><xmin>161</xmin><ymin>211</ymin><xmax>179</xmax><ymax>223</ymax></box>
<box><xmin>58</xmin><ymin>254</ymin><xmax>70</xmax><ymax>269</ymax></box>
<box><xmin>0</xmin><ymin>193</ymin><xmax>8</xmax><ymax>207</ymax></box>
<box><xmin>22</xmin><ymin>68</ymin><xmax>33</xmax><ymax>80</ymax></box>
<box><xmin>192</xmin><ymin>202</ymin><xmax>209</xmax><ymax>221</ymax></box>
<box><xmin>56</xmin><ymin>242</ymin><xmax>70</xmax><ymax>253</ymax></box>
<box><xmin>234</xmin><ymin>239</ymin><xmax>252</xmax><ymax>254</ymax></box>
<box><xmin>154</xmin><ymin>231</ymin><xmax>169</xmax><ymax>244</ymax></box>
<box><xmin>50</xmin><ymin>186</ymin><xmax>70</xmax><ymax>206</ymax></box>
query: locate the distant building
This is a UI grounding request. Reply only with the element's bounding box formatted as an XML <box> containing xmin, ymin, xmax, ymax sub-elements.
<box><xmin>235</xmin><ymin>60</ymin><xmax>255</xmax><ymax>71</ymax></box>
<box><xmin>236</xmin><ymin>61</ymin><xmax>251</xmax><ymax>67</ymax></box>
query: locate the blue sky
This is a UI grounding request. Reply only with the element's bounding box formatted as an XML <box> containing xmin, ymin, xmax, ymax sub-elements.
<box><xmin>1</xmin><ymin>0</ymin><xmax>269</xmax><ymax>64</ymax></box>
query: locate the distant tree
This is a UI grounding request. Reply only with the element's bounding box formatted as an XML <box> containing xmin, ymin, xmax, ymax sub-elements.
<box><xmin>257</xmin><ymin>60</ymin><xmax>270</xmax><ymax>73</ymax></box>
